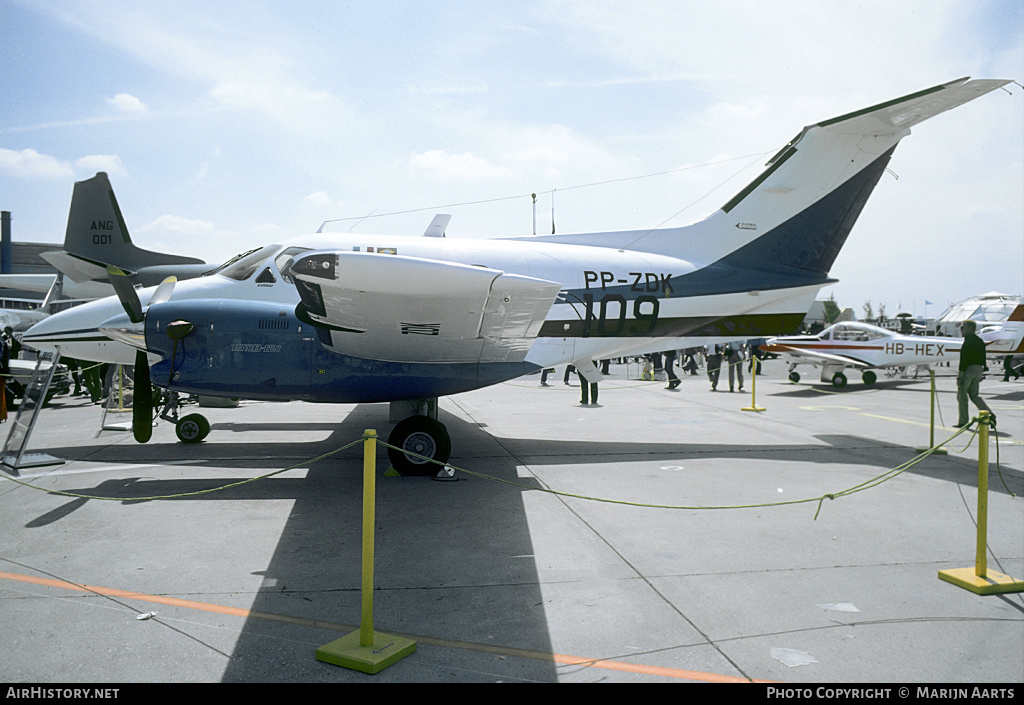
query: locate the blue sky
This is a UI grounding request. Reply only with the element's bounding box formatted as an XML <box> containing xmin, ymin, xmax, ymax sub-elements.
<box><xmin>2</xmin><ymin>0</ymin><xmax>1022</xmax><ymax>317</ymax></box>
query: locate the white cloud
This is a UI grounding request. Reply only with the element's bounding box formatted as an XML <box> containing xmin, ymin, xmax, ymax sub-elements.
<box><xmin>136</xmin><ymin>214</ymin><xmax>240</xmax><ymax>263</ymax></box>
<box><xmin>0</xmin><ymin>148</ymin><xmax>74</xmax><ymax>179</ymax></box>
<box><xmin>141</xmin><ymin>214</ymin><xmax>217</xmax><ymax>237</ymax></box>
<box><xmin>303</xmin><ymin>191</ymin><xmax>335</xmax><ymax>207</ymax></box>
<box><xmin>75</xmin><ymin>154</ymin><xmax>128</xmax><ymax>177</ymax></box>
<box><xmin>408</xmin><ymin>150</ymin><xmax>513</xmax><ymax>181</ymax></box>
<box><xmin>106</xmin><ymin>93</ymin><xmax>148</xmax><ymax>114</ymax></box>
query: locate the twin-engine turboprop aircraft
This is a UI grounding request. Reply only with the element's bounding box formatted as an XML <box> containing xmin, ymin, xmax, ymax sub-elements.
<box><xmin>22</xmin><ymin>77</ymin><xmax>1011</xmax><ymax>474</ymax></box>
<box><xmin>761</xmin><ymin>309</ymin><xmax>1024</xmax><ymax>387</ymax></box>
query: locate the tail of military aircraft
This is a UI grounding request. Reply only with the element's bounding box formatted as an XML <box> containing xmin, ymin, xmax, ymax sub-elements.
<box><xmin>39</xmin><ymin>172</ymin><xmax>205</xmax><ymax>283</ymax></box>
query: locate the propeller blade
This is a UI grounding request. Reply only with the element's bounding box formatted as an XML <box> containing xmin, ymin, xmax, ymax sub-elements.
<box><xmin>106</xmin><ymin>266</ymin><xmax>144</xmax><ymax>324</ymax></box>
<box><xmin>132</xmin><ymin>349</ymin><xmax>153</xmax><ymax>443</ymax></box>
<box><xmin>149</xmin><ymin>276</ymin><xmax>177</xmax><ymax>306</ymax></box>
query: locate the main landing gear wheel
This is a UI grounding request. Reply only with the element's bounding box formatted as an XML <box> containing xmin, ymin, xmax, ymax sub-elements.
<box><xmin>788</xmin><ymin>371</ymin><xmax>801</xmax><ymax>383</ymax></box>
<box><xmin>862</xmin><ymin>370</ymin><xmax>877</xmax><ymax>386</ymax></box>
<box><xmin>831</xmin><ymin>372</ymin><xmax>848</xmax><ymax>388</ymax></box>
<box><xmin>176</xmin><ymin>413</ymin><xmax>210</xmax><ymax>443</ymax></box>
<box><xmin>387</xmin><ymin>415</ymin><xmax>452</xmax><ymax>476</ymax></box>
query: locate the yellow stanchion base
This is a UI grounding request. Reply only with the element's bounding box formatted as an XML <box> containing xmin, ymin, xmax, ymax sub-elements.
<box><xmin>316</xmin><ymin>630</ymin><xmax>417</xmax><ymax>674</ymax></box>
<box><xmin>938</xmin><ymin>568</ymin><xmax>1024</xmax><ymax>595</ymax></box>
<box><xmin>916</xmin><ymin>447</ymin><xmax>948</xmax><ymax>455</ymax></box>
<box><xmin>741</xmin><ymin>405</ymin><xmax>765</xmax><ymax>412</ymax></box>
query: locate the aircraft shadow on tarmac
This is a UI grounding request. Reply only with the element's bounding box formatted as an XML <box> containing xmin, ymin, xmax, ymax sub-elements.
<box><xmin>32</xmin><ymin>401</ymin><xmax>1023</xmax><ymax>517</ymax></box>
<box><xmin>22</xmin><ymin>404</ymin><xmax>564</xmax><ymax>681</ymax></box>
<box><xmin>766</xmin><ymin>379</ymin><xmax>942</xmax><ymax>397</ymax></box>
<box><xmin>18</xmin><ymin>401</ymin><xmax>1024</xmax><ymax>682</ymax></box>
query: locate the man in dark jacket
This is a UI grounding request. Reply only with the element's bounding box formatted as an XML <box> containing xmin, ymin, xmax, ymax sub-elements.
<box><xmin>956</xmin><ymin>320</ymin><xmax>994</xmax><ymax>427</ymax></box>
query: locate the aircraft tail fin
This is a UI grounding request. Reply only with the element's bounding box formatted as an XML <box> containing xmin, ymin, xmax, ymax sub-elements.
<box><xmin>517</xmin><ymin>78</ymin><xmax>1011</xmax><ymax>295</ymax></box>
<box><xmin>58</xmin><ymin>172</ymin><xmax>204</xmax><ymax>281</ymax></box>
<box><xmin>989</xmin><ymin>304</ymin><xmax>1024</xmax><ymax>354</ymax></box>
<box><xmin>700</xmin><ymin>78</ymin><xmax>1012</xmax><ymax>280</ymax></box>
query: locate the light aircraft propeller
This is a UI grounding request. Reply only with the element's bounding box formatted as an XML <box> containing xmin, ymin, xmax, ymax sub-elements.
<box><xmin>103</xmin><ymin>266</ymin><xmax>179</xmax><ymax>443</ymax></box>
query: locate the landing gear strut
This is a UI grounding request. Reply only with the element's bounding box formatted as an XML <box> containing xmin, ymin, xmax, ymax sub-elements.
<box><xmin>160</xmin><ymin>393</ymin><xmax>210</xmax><ymax>444</ymax></box>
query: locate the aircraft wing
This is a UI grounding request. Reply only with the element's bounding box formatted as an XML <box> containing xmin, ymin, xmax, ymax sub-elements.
<box><xmin>763</xmin><ymin>343</ymin><xmax>872</xmax><ymax>368</ymax></box>
<box><xmin>292</xmin><ymin>251</ymin><xmax>561</xmax><ymax>364</ymax></box>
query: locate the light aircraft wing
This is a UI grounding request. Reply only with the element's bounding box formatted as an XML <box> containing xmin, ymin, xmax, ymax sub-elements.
<box><xmin>292</xmin><ymin>251</ymin><xmax>561</xmax><ymax>364</ymax></box>
<box><xmin>763</xmin><ymin>343</ymin><xmax>872</xmax><ymax>368</ymax></box>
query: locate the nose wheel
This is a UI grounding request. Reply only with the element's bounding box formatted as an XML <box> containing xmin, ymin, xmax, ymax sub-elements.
<box><xmin>175</xmin><ymin>413</ymin><xmax>211</xmax><ymax>443</ymax></box>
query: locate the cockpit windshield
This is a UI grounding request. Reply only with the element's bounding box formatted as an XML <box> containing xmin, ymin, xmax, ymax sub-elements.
<box><xmin>274</xmin><ymin>246</ymin><xmax>313</xmax><ymax>284</ymax></box>
<box><xmin>829</xmin><ymin>324</ymin><xmax>887</xmax><ymax>342</ymax></box>
<box><xmin>206</xmin><ymin>245</ymin><xmax>281</xmax><ymax>281</ymax></box>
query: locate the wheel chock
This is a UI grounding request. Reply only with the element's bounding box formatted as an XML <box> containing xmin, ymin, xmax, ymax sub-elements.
<box><xmin>432</xmin><ymin>465</ymin><xmax>457</xmax><ymax>481</ymax></box>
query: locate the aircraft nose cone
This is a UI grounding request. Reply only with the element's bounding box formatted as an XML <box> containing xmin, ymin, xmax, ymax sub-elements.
<box><xmin>99</xmin><ymin>313</ymin><xmax>147</xmax><ymax>350</ymax></box>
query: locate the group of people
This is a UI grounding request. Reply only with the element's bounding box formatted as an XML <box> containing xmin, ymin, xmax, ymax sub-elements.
<box><xmin>664</xmin><ymin>342</ymin><xmax>760</xmax><ymax>393</ymax></box>
<box><xmin>698</xmin><ymin>342</ymin><xmax>750</xmax><ymax>393</ymax></box>
<box><xmin>540</xmin><ymin>341</ymin><xmax>766</xmax><ymax>405</ymax></box>
<box><xmin>63</xmin><ymin>357</ymin><xmax>106</xmax><ymax>404</ymax></box>
<box><xmin>540</xmin><ymin>362</ymin><xmax>601</xmax><ymax>405</ymax></box>
<box><xmin>537</xmin><ymin>321</ymin><xmax>1004</xmax><ymax>427</ymax></box>
<box><xmin>0</xmin><ymin>325</ymin><xmax>109</xmax><ymax>425</ymax></box>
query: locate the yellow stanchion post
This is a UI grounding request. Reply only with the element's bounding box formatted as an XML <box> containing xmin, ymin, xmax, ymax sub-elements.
<box><xmin>316</xmin><ymin>429</ymin><xmax>417</xmax><ymax>673</ymax></box>
<box><xmin>741</xmin><ymin>357</ymin><xmax>765</xmax><ymax>412</ymax></box>
<box><xmin>938</xmin><ymin>412</ymin><xmax>1024</xmax><ymax>595</ymax></box>
<box><xmin>917</xmin><ymin>370</ymin><xmax>947</xmax><ymax>454</ymax></box>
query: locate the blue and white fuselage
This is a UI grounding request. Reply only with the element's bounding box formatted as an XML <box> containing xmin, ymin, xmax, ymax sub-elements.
<box><xmin>23</xmin><ymin>77</ymin><xmax>1012</xmax><ymax>407</ymax></box>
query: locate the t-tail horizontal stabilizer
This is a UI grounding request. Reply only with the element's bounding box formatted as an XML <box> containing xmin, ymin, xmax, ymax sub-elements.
<box><xmin>709</xmin><ymin>77</ymin><xmax>1013</xmax><ymax>280</ymax></box>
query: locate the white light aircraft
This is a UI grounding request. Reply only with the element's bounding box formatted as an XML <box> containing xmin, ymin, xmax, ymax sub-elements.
<box><xmin>761</xmin><ymin>307</ymin><xmax>1024</xmax><ymax>388</ymax></box>
<box><xmin>22</xmin><ymin>77</ymin><xmax>1012</xmax><ymax>473</ymax></box>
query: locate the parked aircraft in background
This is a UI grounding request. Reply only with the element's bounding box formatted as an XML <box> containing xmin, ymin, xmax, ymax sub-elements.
<box><xmin>22</xmin><ymin>77</ymin><xmax>1012</xmax><ymax>473</ymax></box>
<box><xmin>0</xmin><ymin>307</ymin><xmax>50</xmax><ymax>332</ymax></box>
<box><xmin>763</xmin><ymin>306</ymin><xmax>1024</xmax><ymax>387</ymax></box>
<box><xmin>0</xmin><ymin>172</ymin><xmax>210</xmax><ymax>307</ymax></box>
<box><xmin>978</xmin><ymin>304</ymin><xmax>1024</xmax><ymax>355</ymax></box>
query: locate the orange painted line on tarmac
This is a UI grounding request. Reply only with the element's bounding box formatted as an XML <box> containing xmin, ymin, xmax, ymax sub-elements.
<box><xmin>550</xmin><ymin>652</ymin><xmax>762</xmax><ymax>682</ymax></box>
<box><xmin>1</xmin><ymin>570</ymin><xmax>763</xmax><ymax>682</ymax></box>
<box><xmin>0</xmin><ymin>570</ymin><xmax>251</xmax><ymax>617</ymax></box>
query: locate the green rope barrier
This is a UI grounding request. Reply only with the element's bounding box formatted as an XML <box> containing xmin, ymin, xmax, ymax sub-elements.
<box><xmin>4</xmin><ymin>415</ymin><xmax>1010</xmax><ymax>515</ymax></box>
<box><xmin>377</xmin><ymin>421</ymin><xmax>985</xmax><ymax>519</ymax></box>
<box><xmin>1</xmin><ymin>438</ymin><xmax>364</xmax><ymax>502</ymax></box>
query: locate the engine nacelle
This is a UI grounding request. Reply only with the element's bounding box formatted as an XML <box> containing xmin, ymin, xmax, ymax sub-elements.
<box><xmin>145</xmin><ymin>299</ymin><xmax>317</xmax><ymax>400</ymax></box>
<box><xmin>142</xmin><ymin>298</ymin><xmax>536</xmax><ymax>403</ymax></box>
